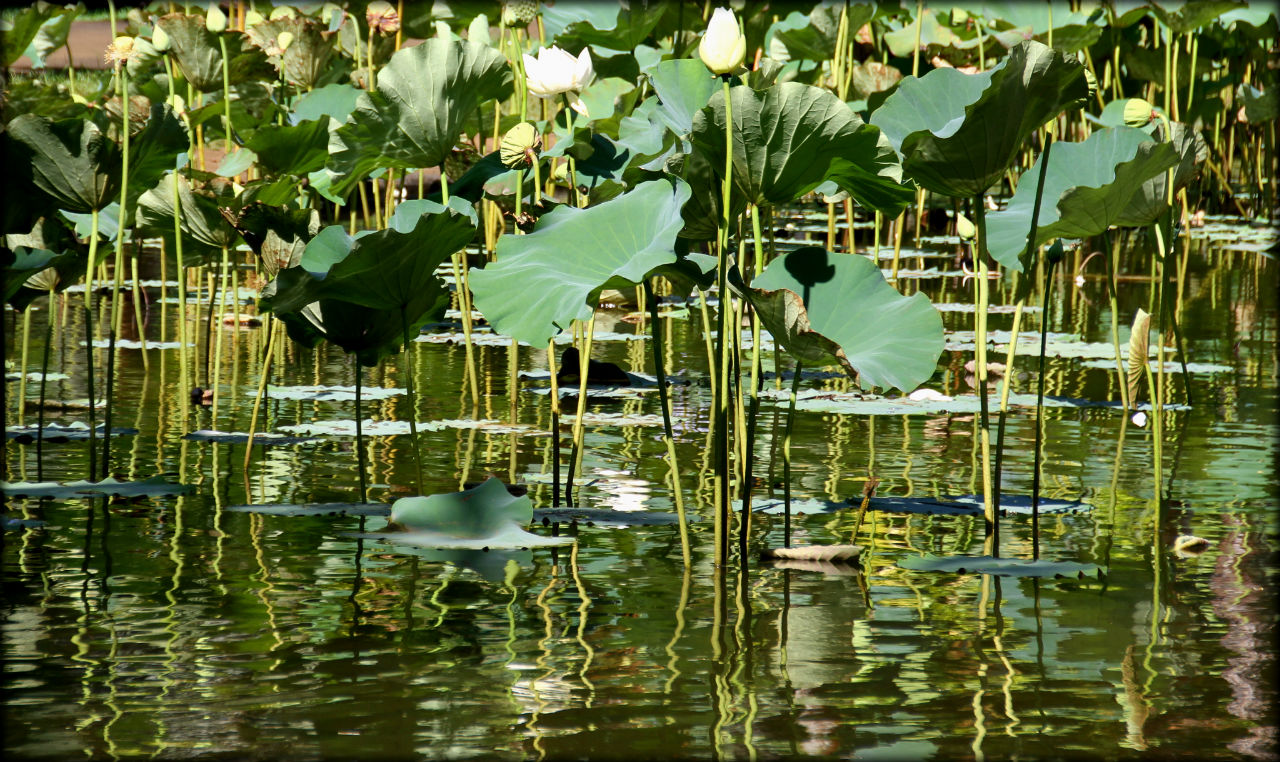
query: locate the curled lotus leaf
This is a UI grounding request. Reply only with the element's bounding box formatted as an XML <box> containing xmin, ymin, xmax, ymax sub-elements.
<box><xmin>871</xmin><ymin>40</ymin><xmax>1090</xmax><ymax>198</ymax></box>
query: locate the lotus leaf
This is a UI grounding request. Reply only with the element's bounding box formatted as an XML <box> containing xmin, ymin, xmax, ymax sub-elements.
<box><xmin>244</xmin><ymin>118</ymin><xmax>330</xmax><ymax>175</ymax></box>
<box><xmin>738</xmin><ymin>247</ymin><xmax>944</xmax><ymax>392</ymax></box>
<box><xmin>245</xmin><ymin>14</ymin><xmax>336</xmax><ymax>90</ymax></box>
<box><xmin>327</xmin><ymin>38</ymin><xmax>513</xmax><ymax>198</ymax></box>
<box><xmin>5</xmin><ymin>113</ymin><xmax>119</xmax><ymax>213</ymax></box>
<box><xmin>871</xmin><ymin>40</ymin><xmax>1089</xmax><ymax>198</ymax></box>
<box><xmin>1114</xmin><ymin>122</ymin><xmax>1207</xmax><ymax>228</ymax></box>
<box><xmin>1150</xmin><ymin>0</ymin><xmax>1246</xmax><ymax>33</ymax></box>
<box><xmin>469</xmin><ymin>178</ymin><xmax>690</xmax><ymax>346</ymax></box>
<box><xmin>289</xmin><ymin>83</ymin><xmax>362</xmax><ymax>124</ymax></box>
<box><xmin>386</xmin><ymin>477</ymin><xmax>574</xmax><ymax>550</ymax></box>
<box><xmin>1</xmin><ymin>2</ymin><xmax>62</xmax><ymax>66</ymax></box>
<box><xmin>155</xmin><ymin>13</ymin><xmax>272</xmax><ymax>93</ymax></box>
<box><xmin>1</xmin><ymin>476</ymin><xmax>191</xmax><ymax>499</ymax></box>
<box><xmin>220</xmin><ymin>202</ymin><xmax>319</xmax><ymax>278</ymax></box>
<box><xmin>4</xmin><ymin>246</ymin><xmax>83</xmax><ymax>310</ymax></box>
<box><xmin>182</xmin><ymin>430</ymin><xmax>317</xmax><ymax>445</ymax></box>
<box><xmin>984</xmin><ymin>127</ymin><xmax>1180</xmax><ymax>270</ymax></box>
<box><xmin>898</xmin><ymin>553</ymin><xmax>1104</xmax><ymax>579</ymax></box>
<box><xmin>135</xmin><ymin>173</ymin><xmax>240</xmax><ymax>265</ymax></box>
<box><xmin>22</xmin><ymin>2</ymin><xmax>81</xmax><ymax>68</ymax></box>
<box><xmin>227</xmin><ymin>501</ymin><xmax>390</xmax><ymax>517</ymax></box>
<box><xmin>646</xmin><ymin>58</ymin><xmax>718</xmax><ymax>144</ymax></box>
<box><xmin>542</xmin><ymin>1</ymin><xmax>667</xmax><ymax>52</ymax></box>
<box><xmin>691</xmin><ymin>82</ymin><xmax>915</xmax><ymax>217</ymax></box>
<box><xmin>7</xmin><ymin>422</ymin><xmax>138</xmax><ymax>443</ymax></box>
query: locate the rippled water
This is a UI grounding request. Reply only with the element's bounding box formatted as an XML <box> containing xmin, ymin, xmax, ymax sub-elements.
<box><xmin>3</xmin><ymin>222</ymin><xmax>1277</xmax><ymax>759</ymax></box>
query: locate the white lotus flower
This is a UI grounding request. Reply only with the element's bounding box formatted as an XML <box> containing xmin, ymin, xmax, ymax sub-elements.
<box><xmin>522</xmin><ymin>46</ymin><xmax>594</xmax><ymax>117</ymax></box>
<box><xmin>700</xmin><ymin>7</ymin><xmax>745</xmax><ymax>75</ymax></box>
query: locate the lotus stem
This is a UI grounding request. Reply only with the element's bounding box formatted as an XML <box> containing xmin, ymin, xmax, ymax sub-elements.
<box><xmin>218</xmin><ymin>34</ymin><xmax>233</xmax><ymax>154</ymax></box>
<box><xmin>714</xmin><ymin>75</ymin><xmax>735</xmax><ymax>566</ymax></box>
<box><xmin>644</xmin><ymin>279</ymin><xmax>690</xmax><ymax>565</ymax></box>
<box><xmin>1030</xmin><ymin>249</ymin><xmax>1060</xmax><ymax>561</ymax></box>
<box><xmin>739</xmin><ymin>205</ymin><xmax>765</xmax><ymax>563</ymax></box>
<box><xmin>84</xmin><ymin>302</ymin><xmax>97</xmax><ymax>481</ymax></box>
<box><xmin>400</xmin><ymin>306</ymin><xmax>424</xmax><ymax>495</ymax></box>
<box><xmin>18</xmin><ymin>308</ymin><xmax>31</xmax><ymax>427</ymax></box>
<box><xmin>972</xmin><ymin>194</ymin><xmax>996</xmax><ymax>554</ymax></box>
<box><xmin>782</xmin><ymin>360</ymin><xmax>802</xmax><ymax>548</ymax></box>
<box><xmin>566</xmin><ymin>312</ymin><xmax>596</xmax><ymax>507</ymax></box>
<box><xmin>211</xmin><ymin>246</ymin><xmax>230</xmax><ymax>423</ymax></box>
<box><xmin>1102</xmin><ymin>229</ymin><xmax>1130</xmax><ymax>410</ymax></box>
<box><xmin>547</xmin><ymin>338</ymin><xmax>561</xmax><ymax>507</ymax></box>
<box><xmin>36</xmin><ymin>292</ymin><xmax>53</xmax><ymax>481</ymax></box>
<box><xmin>242</xmin><ymin>317</ymin><xmax>276</xmax><ymax>476</ymax></box>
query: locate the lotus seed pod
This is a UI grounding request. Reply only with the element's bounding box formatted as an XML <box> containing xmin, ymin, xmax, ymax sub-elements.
<box><xmin>206</xmin><ymin>2</ymin><xmax>227</xmax><ymax>33</ymax></box>
<box><xmin>502</xmin><ymin>0</ymin><xmax>538</xmax><ymax>27</ymax></box>
<box><xmin>152</xmin><ymin>24</ymin><xmax>170</xmax><ymax>52</ymax></box>
<box><xmin>1123</xmin><ymin>97</ymin><xmax>1156</xmax><ymax>127</ymax></box>
<box><xmin>269</xmin><ymin>6</ymin><xmax>296</xmax><ymax>20</ymax></box>
<box><xmin>501</xmin><ymin>122</ymin><xmax>542</xmax><ymax>169</ymax></box>
<box><xmin>366</xmin><ymin>1</ymin><xmax>400</xmax><ymax>34</ymax></box>
<box><xmin>277</xmin><ymin>31</ymin><xmax>295</xmax><ymax>51</ymax></box>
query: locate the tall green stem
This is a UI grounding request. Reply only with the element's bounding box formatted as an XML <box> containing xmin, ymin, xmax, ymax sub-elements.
<box><xmin>1030</xmin><ymin>249</ymin><xmax>1060</xmax><ymax>561</ymax></box>
<box><xmin>713</xmin><ymin>75</ymin><xmax>734</xmax><ymax>566</ymax></box>
<box><xmin>973</xmin><ymin>195</ymin><xmax>996</xmax><ymax>554</ymax></box>
<box><xmin>645</xmin><ymin>279</ymin><xmax>690</xmax><ymax>566</ymax></box>
<box><xmin>782</xmin><ymin>360</ymin><xmax>802</xmax><ymax>548</ymax></box>
<box><xmin>400</xmin><ymin>307</ymin><xmax>424</xmax><ymax>494</ymax></box>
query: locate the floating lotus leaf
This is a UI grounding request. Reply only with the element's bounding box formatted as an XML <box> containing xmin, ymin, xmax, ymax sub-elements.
<box><xmin>533</xmin><ymin>508</ymin><xmax>679</xmax><ymax>527</ymax></box>
<box><xmin>871</xmin><ymin>40</ymin><xmax>1089</xmax><ymax>198</ymax></box>
<box><xmin>6</xmin><ymin>422</ymin><xmax>137</xmax><ymax>444</ymax></box>
<box><xmin>244</xmin><ymin>118</ymin><xmax>330</xmax><ymax>175</ymax></box>
<box><xmin>738</xmin><ymin>247</ymin><xmax>943</xmax><ymax>392</ymax></box>
<box><xmin>385</xmin><ymin>477</ymin><xmax>574</xmax><ymax>550</ymax></box>
<box><xmin>761</xmin><ymin>544</ymin><xmax>864</xmax><ymax>562</ymax></box>
<box><xmin>257</xmin><ymin>384</ymin><xmax>405</xmax><ymax>401</ymax></box>
<box><xmin>691</xmin><ymin>82</ymin><xmax>915</xmax><ymax>218</ymax></box>
<box><xmin>984</xmin><ymin>127</ymin><xmax>1180</xmax><ymax>271</ymax></box>
<box><xmin>899</xmin><ymin>553</ymin><xmax>1104</xmax><ymax>579</ymax></box>
<box><xmin>1</xmin><ymin>476</ymin><xmax>191</xmax><ymax>499</ymax></box>
<box><xmin>470</xmin><ymin>178</ymin><xmax>690</xmax><ymax>346</ymax></box>
<box><xmin>227</xmin><ymin>502</ymin><xmax>390</xmax><ymax>517</ymax></box>
<box><xmin>182</xmin><ymin>430</ymin><xmax>317</xmax><ymax>445</ymax></box>
<box><xmin>327</xmin><ymin>38</ymin><xmax>513</xmax><ymax>198</ymax></box>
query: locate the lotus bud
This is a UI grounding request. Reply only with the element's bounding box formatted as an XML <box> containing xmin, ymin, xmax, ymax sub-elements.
<box><xmin>245</xmin><ymin>9</ymin><xmax>265</xmax><ymax>27</ymax></box>
<box><xmin>955</xmin><ymin>212</ymin><xmax>975</xmax><ymax>241</ymax></box>
<box><xmin>951</xmin><ymin>7</ymin><xmax>969</xmax><ymax>25</ymax></box>
<box><xmin>277</xmin><ymin>31</ymin><xmax>295</xmax><ymax>51</ymax></box>
<box><xmin>700</xmin><ymin>7</ymin><xmax>746</xmax><ymax>75</ymax></box>
<box><xmin>269</xmin><ymin>6</ymin><xmax>296</xmax><ymax>20</ymax></box>
<box><xmin>366</xmin><ymin>1</ymin><xmax>400</xmax><ymax>35</ymax></box>
<box><xmin>206</xmin><ymin>2</ymin><xmax>227</xmax><ymax>33</ymax></box>
<box><xmin>1122</xmin><ymin>97</ymin><xmax>1157</xmax><ymax>127</ymax></box>
<box><xmin>152</xmin><ymin>24</ymin><xmax>170</xmax><ymax>52</ymax></box>
<box><xmin>500</xmin><ymin>122</ymin><xmax>542</xmax><ymax>169</ymax></box>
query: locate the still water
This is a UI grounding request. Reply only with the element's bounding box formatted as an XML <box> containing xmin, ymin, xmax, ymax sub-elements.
<box><xmin>3</xmin><ymin>219</ymin><xmax>1277</xmax><ymax>759</ymax></box>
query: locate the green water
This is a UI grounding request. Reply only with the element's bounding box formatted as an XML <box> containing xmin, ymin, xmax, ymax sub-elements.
<box><xmin>3</xmin><ymin>224</ymin><xmax>1277</xmax><ymax>759</ymax></box>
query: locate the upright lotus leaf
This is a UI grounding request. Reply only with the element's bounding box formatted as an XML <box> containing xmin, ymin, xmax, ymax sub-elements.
<box><xmin>984</xmin><ymin>127</ymin><xmax>1181</xmax><ymax>271</ymax></box>
<box><xmin>1238</xmin><ymin>83</ymin><xmax>1278</xmax><ymax>123</ymax></box>
<box><xmin>155</xmin><ymin>13</ymin><xmax>269</xmax><ymax>93</ymax></box>
<box><xmin>882</xmin><ymin>10</ymin><xmax>967</xmax><ymax>57</ymax></box>
<box><xmin>289</xmin><ymin>82</ymin><xmax>362</xmax><ymax>124</ymax></box>
<box><xmin>1</xmin><ymin>2</ymin><xmax>61</xmax><ymax>65</ymax></box>
<box><xmin>276</xmin><ymin>298</ymin><xmax>435</xmax><ymax>366</ymax></box>
<box><xmin>849</xmin><ymin>61</ymin><xmax>902</xmax><ymax>100</ymax></box>
<box><xmin>244</xmin><ymin>119</ymin><xmax>330</xmax><ymax>176</ymax></box>
<box><xmin>871</xmin><ymin>40</ymin><xmax>1089</xmax><ymax>198</ymax></box>
<box><xmin>327</xmin><ymin>38</ymin><xmax>513</xmax><ymax>198</ymax></box>
<box><xmin>220</xmin><ymin>202</ymin><xmax>320</xmax><ymax>278</ymax></box>
<box><xmin>1114</xmin><ymin>123</ymin><xmax>1207</xmax><ymax>228</ymax></box>
<box><xmin>542</xmin><ymin>1</ymin><xmax>668</xmax><ymax>52</ymax></box>
<box><xmin>691</xmin><ymin>82</ymin><xmax>915</xmax><ymax>216</ymax></box>
<box><xmin>135</xmin><ymin>173</ymin><xmax>240</xmax><ymax>265</ymax></box>
<box><xmin>4</xmin><ymin>247</ymin><xmax>83</xmax><ymax>310</ymax></box>
<box><xmin>121</xmin><ymin>104</ymin><xmax>189</xmax><ymax>218</ymax></box>
<box><xmin>771</xmin><ymin>4</ymin><xmax>871</xmax><ymax>63</ymax></box>
<box><xmin>469</xmin><ymin>178</ymin><xmax>690</xmax><ymax>346</ymax></box>
<box><xmin>739</xmin><ymin>247</ymin><xmax>943</xmax><ymax>392</ymax></box>
<box><xmin>387</xmin><ymin>477</ymin><xmax>573</xmax><ymax>550</ymax></box>
<box><xmin>245</xmin><ymin>15</ymin><xmax>336</xmax><ymax>90</ymax></box>
<box><xmin>24</xmin><ymin>2</ymin><xmax>82</xmax><ymax>68</ymax></box>
<box><xmin>647</xmin><ymin>58</ymin><xmax>719</xmax><ymax>145</ymax></box>
<box><xmin>260</xmin><ymin>197</ymin><xmax>477</xmax><ymax>316</ymax></box>
<box><xmin>1150</xmin><ymin>0</ymin><xmax>1246</xmax><ymax>33</ymax></box>
<box><xmin>5</xmin><ymin>114</ymin><xmax>120</xmax><ymax>213</ymax></box>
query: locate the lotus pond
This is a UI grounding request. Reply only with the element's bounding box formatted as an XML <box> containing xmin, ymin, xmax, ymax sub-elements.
<box><xmin>2</xmin><ymin>1</ymin><xmax>1278</xmax><ymax>760</ymax></box>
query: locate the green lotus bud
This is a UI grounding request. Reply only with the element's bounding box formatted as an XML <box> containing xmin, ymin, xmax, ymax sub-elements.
<box><xmin>269</xmin><ymin>6</ymin><xmax>296</xmax><ymax>20</ymax></box>
<box><xmin>951</xmin><ymin>7</ymin><xmax>969</xmax><ymax>25</ymax></box>
<box><xmin>152</xmin><ymin>23</ymin><xmax>170</xmax><ymax>52</ymax></box>
<box><xmin>277</xmin><ymin>31</ymin><xmax>295</xmax><ymax>51</ymax></box>
<box><xmin>500</xmin><ymin>122</ymin><xmax>542</xmax><ymax>169</ymax></box>
<box><xmin>206</xmin><ymin>2</ymin><xmax>227</xmax><ymax>33</ymax></box>
<box><xmin>1122</xmin><ymin>97</ymin><xmax>1157</xmax><ymax>127</ymax></box>
<box><xmin>245</xmin><ymin>9</ymin><xmax>265</xmax><ymax>26</ymax></box>
<box><xmin>955</xmin><ymin>212</ymin><xmax>975</xmax><ymax>241</ymax></box>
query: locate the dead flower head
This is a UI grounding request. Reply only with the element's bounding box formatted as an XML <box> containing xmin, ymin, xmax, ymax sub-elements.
<box><xmin>104</xmin><ymin>35</ymin><xmax>137</xmax><ymax>70</ymax></box>
<box><xmin>366</xmin><ymin>1</ymin><xmax>400</xmax><ymax>35</ymax></box>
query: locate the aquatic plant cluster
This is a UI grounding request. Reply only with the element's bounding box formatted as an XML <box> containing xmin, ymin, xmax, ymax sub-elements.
<box><xmin>2</xmin><ymin>0</ymin><xmax>1277</xmax><ymax>758</ymax></box>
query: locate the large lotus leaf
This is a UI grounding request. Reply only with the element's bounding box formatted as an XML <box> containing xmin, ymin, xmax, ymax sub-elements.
<box><xmin>4</xmin><ymin>247</ymin><xmax>82</xmax><ymax>309</ymax></box>
<box><xmin>1239</xmin><ymin>83</ymin><xmax>1278</xmax><ymax>123</ymax></box>
<box><xmin>849</xmin><ymin>61</ymin><xmax>903</xmax><ymax>99</ymax></box>
<box><xmin>135</xmin><ymin>173</ymin><xmax>239</xmax><ymax>265</ymax></box>
<box><xmin>899</xmin><ymin>553</ymin><xmax>1104</xmax><ymax>579</ymax></box>
<box><xmin>691</xmin><ymin>82</ymin><xmax>915</xmax><ymax>216</ymax></box>
<box><xmin>244</xmin><ymin>15</ymin><xmax>336</xmax><ymax>90</ymax></box>
<box><xmin>221</xmin><ymin>202</ymin><xmax>319</xmax><ymax>278</ymax></box>
<box><xmin>261</xmin><ymin>197</ymin><xmax>476</xmax><ymax>315</ymax></box>
<box><xmin>289</xmin><ymin>83</ymin><xmax>362</xmax><ymax>124</ymax></box>
<box><xmin>741</xmin><ymin>246</ymin><xmax>944</xmax><ymax>392</ymax></box>
<box><xmin>277</xmin><ymin>296</ymin><xmax>442</xmax><ymax>366</ymax></box>
<box><xmin>984</xmin><ymin>127</ymin><xmax>1180</xmax><ymax>271</ymax></box>
<box><xmin>23</xmin><ymin>2</ymin><xmax>82</xmax><ymax>68</ymax></box>
<box><xmin>871</xmin><ymin>40</ymin><xmax>1089</xmax><ymax>198</ymax></box>
<box><xmin>1</xmin><ymin>2</ymin><xmax>61</xmax><ymax>65</ymax></box>
<box><xmin>1150</xmin><ymin>0</ymin><xmax>1246</xmax><ymax>32</ymax></box>
<box><xmin>542</xmin><ymin>1</ymin><xmax>668</xmax><ymax>52</ymax></box>
<box><xmin>244</xmin><ymin>118</ymin><xmax>330</xmax><ymax>176</ymax></box>
<box><xmin>154</xmin><ymin>14</ymin><xmax>271</xmax><ymax>93</ymax></box>
<box><xmin>882</xmin><ymin>9</ymin><xmax>966</xmax><ymax>57</ymax></box>
<box><xmin>327</xmin><ymin>39</ymin><xmax>513</xmax><ymax>198</ymax></box>
<box><xmin>1113</xmin><ymin>123</ymin><xmax>1207</xmax><ymax>228</ymax></box>
<box><xmin>647</xmin><ymin>59</ymin><xmax>719</xmax><ymax>143</ymax></box>
<box><xmin>768</xmin><ymin>6</ymin><xmax>844</xmax><ymax>63</ymax></box>
<box><xmin>470</xmin><ymin>178</ymin><xmax>690</xmax><ymax>347</ymax></box>
<box><xmin>6</xmin><ymin>114</ymin><xmax>119</xmax><ymax>213</ymax></box>
<box><xmin>384</xmin><ymin>478</ymin><xmax>573</xmax><ymax>550</ymax></box>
